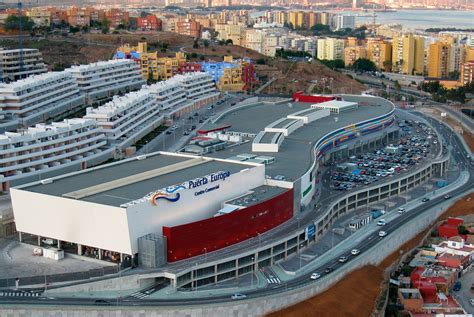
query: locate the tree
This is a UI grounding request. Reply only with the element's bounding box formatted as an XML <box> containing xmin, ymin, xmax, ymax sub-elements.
<box><xmin>190</xmin><ymin>52</ymin><xmax>198</xmax><ymax>59</ymax></box>
<box><xmin>394</xmin><ymin>80</ymin><xmax>401</xmax><ymax>92</ymax></box>
<box><xmin>4</xmin><ymin>15</ymin><xmax>35</xmax><ymax>31</ymax></box>
<box><xmin>448</xmin><ymin>70</ymin><xmax>460</xmax><ymax>80</ymax></box>
<box><xmin>382</xmin><ymin>60</ymin><xmax>392</xmax><ymax>72</ymax></box>
<box><xmin>203</xmin><ymin>40</ymin><xmax>210</xmax><ymax>48</ymax></box>
<box><xmin>193</xmin><ymin>40</ymin><xmax>199</xmax><ymax>49</ymax></box>
<box><xmin>101</xmin><ymin>18</ymin><xmax>110</xmax><ymax>34</ymax></box>
<box><xmin>352</xmin><ymin>58</ymin><xmax>377</xmax><ymax>72</ymax></box>
<box><xmin>225</xmin><ymin>39</ymin><xmax>233</xmax><ymax>45</ymax></box>
<box><xmin>69</xmin><ymin>25</ymin><xmax>80</xmax><ymax>34</ymax></box>
<box><xmin>319</xmin><ymin>59</ymin><xmax>345</xmax><ymax>69</ymax></box>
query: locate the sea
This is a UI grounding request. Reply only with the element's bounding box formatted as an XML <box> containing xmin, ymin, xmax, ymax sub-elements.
<box><xmin>339</xmin><ymin>9</ymin><xmax>474</xmax><ymax>30</ymax></box>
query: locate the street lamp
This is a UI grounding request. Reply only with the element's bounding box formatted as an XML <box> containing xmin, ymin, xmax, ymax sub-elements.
<box><xmin>203</xmin><ymin>247</ymin><xmax>207</xmax><ymax>262</ymax></box>
<box><xmin>250</xmin><ymin>257</ymin><xmax>254</xmax><ymax>288</ymax></box>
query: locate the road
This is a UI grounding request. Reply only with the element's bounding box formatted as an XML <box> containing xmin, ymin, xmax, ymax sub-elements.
<box><xmin>0</xmin><ymin>110</ymin><xmax>472</xmax><ymax>307</ymax></box>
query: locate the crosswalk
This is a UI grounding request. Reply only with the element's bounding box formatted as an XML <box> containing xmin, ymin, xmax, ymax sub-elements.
<box><xmin>260</xmin><ymin>268</ymin><xmax>281</xmax><ymax>285</ymax></box>
<box><xmin>0</xmin><ymin>291</ymin><xmax>40</xmax><ymax>297</ymax></box>
<box><xmin>129</xmin><ymin>291</ymin><xmax>149</xmax><ymax>300</ymax></box>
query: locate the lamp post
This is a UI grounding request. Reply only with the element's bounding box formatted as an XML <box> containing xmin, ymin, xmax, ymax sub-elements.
<box><xmin>251</xmin><ymin>257</ymin><xmax>254</xmax><ymax>288</ymax></box>
<box><xmin>203</xmin><ymin>247</ymin><xmax>207</xmax><ymax>262</ymax></box>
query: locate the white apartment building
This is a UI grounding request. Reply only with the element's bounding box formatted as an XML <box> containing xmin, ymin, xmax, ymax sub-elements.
<box><xmin>0</xmin><ymin>118</ymin><xmax>111</xmax><ymax>190</ymax></box>
<box><xmin>334</xmin><ymin>15</ymin><xmax>356</xmax><ymax>31</ymax></box>
<box><xmin>0</xmin><ymin>72</ymin><xmax>85</xmax><ymax>128</ymax></box>
<box><xmin>66</xmin><ymin>60</ymin><xmax>145</xmax><ymax>105</ymax></box>
<box><xmin>146</xmin><ymin>80</ymin><xmax>189</xmax><ymax>114</ymax></box>
<box><xmin>83</xmin><ymin>91</ymin><xmax>163</xmax><ymax>149</ymax></box>
<box><xmin>245</xmin><ymin>29</ymin><xmax>266</xmax><ymax>54</ymax></box>
<box><xmin>317</xmin><ymin>38</ymin><xmax>346</xmax><ymax>60</ymax></box>
<box><xmin>0</xmin><ymin>48</ymin><xmax>47</xmax><ymax>83</ymax></box>
<box><xmin>169</xmin><ymin>72</ymin><xmax>218</xmax><ymax>103</ymax></box>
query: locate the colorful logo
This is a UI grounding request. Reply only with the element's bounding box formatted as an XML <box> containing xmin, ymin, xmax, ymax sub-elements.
<box><xmin>151</xmin><ymin>185</ymin><xmax>185</xmax><ymax>206</ymax></box>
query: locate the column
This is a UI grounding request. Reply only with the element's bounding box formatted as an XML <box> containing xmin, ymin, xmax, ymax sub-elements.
<box><xmin>98</xmin><ymin>248</ymin><xmax>102</xmax><ymax>260</ymax></box>
<box><xmin>37</xmin><ymin>235</ymin><xmax>41</xmax><ymax>246</ymax></box>
<box><xmin>78</xmin><ymin>244</ymin><xmax>83</xmax><ymax>255</ymax></box>
<box><xmin>120</xmin><ymin>253</ymin><xmax>124</xmax><ymax>262</ymax></box>
<box><xmin>57</xmin><ymin>240</ymin><xmax>62</xmax><ymax>250</ymax></box>
<box><xmin>18</xmin><ymin>232</ymin><xmax>23</xmax><ymax>243</ymax></box>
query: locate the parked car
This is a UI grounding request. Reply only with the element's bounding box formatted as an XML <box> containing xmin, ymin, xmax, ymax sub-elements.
<box><xmin>351</xmin><ymin>249</ymin><xmax>360</xmax><ymax>256</ymax></box>
<box><xmin>166</xmin><ymin>130</ymin><xmax>172</xmax><ymax>135</ymax></box>
<box><xmin>379</xmin><ymin>231</ymin><xmax>387</xmax><ymax>237</ymax></box>
<box><xmin>310</xmin><ymin>272</ymin><xmax>321</xmax><ymax>280</ymax></box>
<box><xmin>231</xmin><ymin>293</ymin><xmax>247</xmax><ymax>300</ymax></box>
<box><xmin>377</xmin><ymin>219</ymin><xmax>387</xmax><ymax>226</ymax></box>
<box><xmin>470</xmin><ymin>298</ymin><xmax>474</xmax><ymax>306</ymax></box>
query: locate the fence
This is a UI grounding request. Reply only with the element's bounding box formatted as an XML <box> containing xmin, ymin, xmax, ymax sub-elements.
<box><xmin>0</xmin><ymin>265</ymin><xmax>119</xmax><ymax>289</ymax></box>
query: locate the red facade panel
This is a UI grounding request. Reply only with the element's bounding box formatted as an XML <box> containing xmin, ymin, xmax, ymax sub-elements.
<box><xmin>292</xmin><ymin>91</ymin><xmax>339</xmax><ymax>103</ymax></box>
<box><xmin>163</xmin><ymin>189</ymin><xmax>294</xmax><ymax>262</ymax></box>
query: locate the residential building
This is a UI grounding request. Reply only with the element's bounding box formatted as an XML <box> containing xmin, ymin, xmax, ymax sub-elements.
<box><xmin>65</xmin><ymin>60</ymin><xmax>145</xmax><ymax>104</ymax></box>
<box><xmin>200</xmin><ymin>57</ymin><xmax>254</xmax><ymax>92</ymax></box>
<box><xmin>244</xmin><ymin>29</ymin><xmax>265</xmax><ymax>53</ymax></box>
<box><xmin>460</xmin><ymin>61</ymin><xmax>474</xmax><ymax>85</ymax></box>
<box><xmin>317</xmin><ymin>38</ymin><xmax>345</xmax><ymax>60</ymax></box>
<box><xmin>47</xmin><ymin>8</ymin><xmax>68</xmax><ymax>26</ymax></box>
<box><xmin>428</xmin><ymin>42</ymin><xmax>451</xmax><ymax>78</ymax></box>
<box><xmin>26</xmin><ymin>8</ymin><xmax>51</xmax><ymax>27</ymax></box>
<box><xmin>344</xmin><ymin>46</ymin><xmax>367</xmax><ymax>67</ymax></box>
<box><xmin>391</xmin><ymin>34</ymin><xmax>425</xmax><ymax>75</ymax></box>
<box><xmin>67</xmin><ymin>7</ymin><xmax>90</xmax><ymax>27</ymax></box>
<box><xmin>176</xmin><ymin>19</ymin><xmax>202</xmax><ymax>38</ymax></box>
<box><xmin>105</xmin><ymin>8</ymin><xmax>129</xmax><ymax>28</ymax></box>
<box><xmin>288</xmin><ymin>11</ymin><xmax>304</xmax><ymax>29</ymax></box>
<box><xmin>0</xmin><ymin>72</ymin><xmax>84</xmax><ymax>128</ymax></box>
<box><xmin>0</xmin><ymin>119</ymin><xmax>110</xmax><ymax>191</ymax></box>
<box><xmin>216</xmin><ymin>23</ymin><xmax>246</xmax><ymax>46</ymax></box>
<box><xmin>84</xmin><ymin>91</ymin><xmax>162</xmax><ymax>149</ymax></box>
<box><xmin>169</xmin><ymin>72</ymin><xmax>219</xmax><ymax>103</ymax></box>
<box><xmin>334</xmin><ymin>15</ymin><xmax>355</xmax><ymax>31</ymax></box>
<box><xmin>137</xmin><ymin>15</ymin><xmax>162</xmax><ymax>31</ymax></box>
<box><xmin>0</xmin><ymin>48</ymin><xmax>47</xmax><ymax>83</ymax></box>
<box><xmin>367</xmin><ymin>38</ymin><xmax>392</xmax><ymax>71</ymax></box>
<box><xmin>145</xmin><ymin>80</ymin><xmax>188</xmax><ymax>117</ymax></box>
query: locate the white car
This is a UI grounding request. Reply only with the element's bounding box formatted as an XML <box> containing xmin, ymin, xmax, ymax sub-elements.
<box><xmin>351</xmin><ymin>249</ymin><xmax>360</xmax><ymax>256</ymax></box>
<box><xmin>470</xmin><ymin>298</ymin><xmax>474</xmax><ymax>306</ymax></box>
<box><xmin>377</xmin><ymin>219</ymin><xmax>387</xmax><ymax>226</ymax></box>
<box><xmin>397</xmin><ymin>207</ymin><xmax>405</xmax><ymax>214</ymax></box>
<box><xmin>310</xmin><ymin>272</ymin><xmax>321</xmax><ymax>280</ymax></box>
<box><xmin>231</xmin><ymin>293</ymin><xmax>247</xmax><ymax>300</ymax></box>
<box><xmin>379</xmin><ymin>231</ymin><xmax>387</xmax><ymax>237</ymax></box>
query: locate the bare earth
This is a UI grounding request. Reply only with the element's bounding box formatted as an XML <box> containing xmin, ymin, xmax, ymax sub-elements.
<box><xmin>268</xmin><ymin>193</ymin><xmax>474</xmax><ymax>317</ymax></box>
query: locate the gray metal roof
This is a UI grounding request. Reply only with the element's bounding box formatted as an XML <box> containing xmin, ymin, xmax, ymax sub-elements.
<box><xmin>23</xmin><ymin>154</ymin><xmax>252</xmax><ymax>207</ymax></box>
<box><xmin>203</xmin><ymin>101</ymin><xmax>393</xmax><ymax>181</ymax></box>
<box><xmin>225</xmin><ymin>185</ymin><xmax>287</xmax><ymax>208</ymax></box>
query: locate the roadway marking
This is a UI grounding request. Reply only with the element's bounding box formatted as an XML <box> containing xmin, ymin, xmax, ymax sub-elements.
<box><xmin>129</xmin><ymin>291</ymin><xmax>149</xmax><ymax>299</ymax></box>
<box><xmin>0</xmin><ymin>291</ymin><xmax>40</xmax><ymax>297</ymax></box>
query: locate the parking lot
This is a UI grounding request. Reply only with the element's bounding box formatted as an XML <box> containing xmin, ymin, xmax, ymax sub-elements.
<box><xmin>328</xmin><ymin>119</ymin><xmax>439</xmax><ymax>192</ymax></box>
